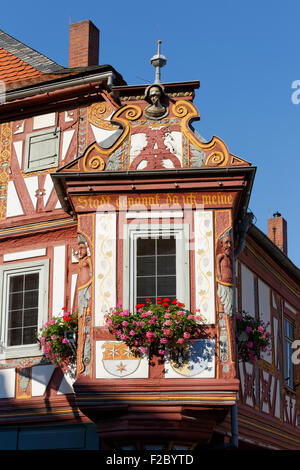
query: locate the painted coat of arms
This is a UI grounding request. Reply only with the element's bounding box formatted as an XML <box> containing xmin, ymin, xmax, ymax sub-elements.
<box><xmin>95</xmin><ymin>341</ymin><xmax>149</xmax><ymax>379</ymax></box>
<box><xmin>165</xmin><ymin>339</ymin><xmax>215</xmax><ymax>379</ymax></box>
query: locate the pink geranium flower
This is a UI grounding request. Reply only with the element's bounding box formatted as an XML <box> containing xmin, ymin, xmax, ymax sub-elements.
<box><xmin>146</xmin><ymin>331</ymin><xmax>154</xmax><ymax>339</ymax></box>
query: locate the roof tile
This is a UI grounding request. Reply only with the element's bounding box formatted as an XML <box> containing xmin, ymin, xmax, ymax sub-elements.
<box><xmin>0</xmin><ymin>47</ymin><xmax>43</xmax><ymax>84</ymax></box>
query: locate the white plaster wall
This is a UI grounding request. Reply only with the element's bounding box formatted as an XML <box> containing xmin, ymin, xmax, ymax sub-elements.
<box><xmin>33</xmin><ymin>113</ymin><xmax>56</xmax><ymax>130</ymax></box>
<box><xmin>24</xmin><ymin>176</ymin><xmax>38</xmax><ymax>209</ymax></box>
<box><xmin>129</xmin><ymin>133</ymin><xmax>147</xmax><ymax>166</ymax></box>
<box><xmin>52</xmin><ymin>245</ymin><xmax>66</xmax><ymax>316</ymax></box>
<box><xmin>4</xmin><ymin>248</ymin><xmax>46</xmax><ymax>262</ymax></box>
<box><xmin>61</xmin><ymin>129</ymin><xmax>75</xmax><ymax>161</ymax></box>
<box><xmin>194</xmin><ymin>210</ymin><xmax>215</xmax><ymax>324</ymax></box>
<box><xmin>43</xmin><ymin>174</ymin><xmax>54</xmax><ymax>206</ymax></box>
<box><xmin>13</xmin><ymin>140</ymin><xmax>23</xmax><ymax>168</ymax></box>
<box><xmin>0</xmin><ymin>368</ymin><xmax>15</xmax><ymax>398</ymax></box>
<box><xmin>164</xmin><ymin>131</ymin><xmax>182</xmax><ymax>164</ymax></box>
<box><xmin>6</xmin><ymin>181</ymin><xmax>23</xmax><ymax>217</ymax></box>
<box><xmin>31</xmin><ymin>364</ymin><xmax>55</xmax><ymax>397</ymax></box>
<box><xmin>274</xmin><ymin>378</ymin><xmax>281</xmax><ymax>419</ymax></box>
<box><xmin>94</xmin><ymin>213</ymin><xmax>116</xmax><ymax>325</ymax></box>
<box><xmin>57</xmin><ymin>372</ymin><xmax>75</xmax><ymax>395</ymax></box>
<box><xmin>70</xmin><ymin>274</ymin><xmax>78</xmax><ymax>310</ymax></box>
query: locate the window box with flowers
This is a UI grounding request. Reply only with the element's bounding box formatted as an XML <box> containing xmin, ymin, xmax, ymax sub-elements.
<box><xmin>104</xmin><ymin>298</ymin><xmax>208</xmax><ymax>358</ymax></box>
<box><xmin>37</xmin><ymin>308</ymin><xmax>78</xmax><ymax>367</ymax></box>
<box><xmin>235</xmin><ymin>311</ymin><xmax>271</xmax><ymax>363</ymax></box>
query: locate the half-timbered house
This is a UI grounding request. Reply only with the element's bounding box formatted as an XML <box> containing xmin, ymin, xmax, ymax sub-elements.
<box><xmin>0</xmin><ymin>20</ymin><xmax>299</xmax><ymax>450</ymax></box>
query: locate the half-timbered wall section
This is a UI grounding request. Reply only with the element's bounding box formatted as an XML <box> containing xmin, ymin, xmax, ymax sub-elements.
<box><xmin>233</xmin><ymin>227</ymin><xmax>300</xmax><ymax>449</ymax></box>
<box><xmin>0</xmin><ymin>21</ymin><xmax>127</xmax><ymax>449</ymax></box>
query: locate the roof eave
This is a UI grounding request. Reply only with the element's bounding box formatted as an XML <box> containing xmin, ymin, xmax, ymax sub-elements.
<box><xmin>247</xmin><ymin>223</ymin><xmax>300</xmax><ymax>282</ymax></box>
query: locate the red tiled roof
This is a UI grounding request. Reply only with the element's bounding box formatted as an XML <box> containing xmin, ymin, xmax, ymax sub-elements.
<box><xmin>0</xmin><ymin>46</ymin><xmax>46</xmax><ymax>84</ymax></box>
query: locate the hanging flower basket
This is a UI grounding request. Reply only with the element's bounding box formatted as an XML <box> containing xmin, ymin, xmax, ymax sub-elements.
<box><xmin>104</xmin><ymin>298</ymin><xmax>207</xmax><ymax>358</ymax></box>
<box><xmin>235</xmin><ymin>311</ymin><xmax>271</xmax><ymax>362</ymax></box>
<box><xmin>37</xmin><ymin>309</ymin><xmax>78</xmax><ymax>367</ymax></box>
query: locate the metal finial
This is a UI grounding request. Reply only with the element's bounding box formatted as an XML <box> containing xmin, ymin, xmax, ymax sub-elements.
<box><xmin>150</xmin><ymin>40</ymin><xmax>167</xmax><ymax>84</ymax></box>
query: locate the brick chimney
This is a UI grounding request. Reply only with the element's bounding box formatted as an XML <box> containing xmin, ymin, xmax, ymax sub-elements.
<box><xmin>268</xmin><ymin>211</ymin><xmax>288</xmax><ymax>255</ymax></box>
<box><xmin>68</xmin><ymin>20</ymin><xmax>99</xmax><ymax>68</ymax></box>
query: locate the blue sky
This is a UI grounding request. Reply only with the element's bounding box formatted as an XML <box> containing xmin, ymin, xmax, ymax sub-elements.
<box><xmin>1</xmin><ymin>0</ymin><xmax>300</xmax><ymax>267</ymax></box>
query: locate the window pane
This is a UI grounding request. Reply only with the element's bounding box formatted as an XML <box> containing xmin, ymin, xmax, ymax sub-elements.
<box><xmin>9</xmin><ymin>292</ymin><xmax>23</xmax><ymax>310</ymax></box>
<box><xmin>7</xmin><ymin>328</ymin><xmax>22</xmax><ymax>347</ymax></box>
<box><xmin>8</xmin><ymin>310</ymin><xmax>23</xmax><ymax>328</ymax></box>
<box><xmin>157</xmin><ymin>237</ymin><xmax>176</xmax><ymax>255</ymax></box>
<box><xmin>24</xmin><ymin>308</ymin><xmax>38</xmax><ymax>327</ymax></box>
<box><xmin>137</xmin><ymin>276</ymin><xmax>155</xmax><ymax>297</ymax></box>
<box><xmin>25</xmin><ymin>273</ymin><xmax>39</xmax><ymax>291</ymax></box>
<box><xmin>157</xmin><ymin>276</ymin><xmax>176</xmax><ymax>297</ymax></box>
<box><xmin>137</xmin><ymin>239</ymin><xmax>155</xmax><ymax>256</ymax></box>
<box><xmin>10</xmin><ymin>275</ymin><xmax>24</xmax><ymax>293</ymax></box>
<box><xmin>136</xmin><ymin>297</ymin><xmax>151</xmax><ymax>305</ymax></box>
<box><xmin>24</xmin><ymin>290</ymin><xmax>39</xmax><ymax>309</ymax></box>
<box><xmin>157</xmin><ymin>255</ymin><xmax>176</xmax><ymax>275</ymax></box>
<box><xmin>137</xmin><ymin>256</ymin><xmax>155</xmax><ymax>276</ymax></box>
<box><xmin>284</xmin><ymin>338</ymin><xmax>294</xmax><ymax>388</ymax></box>
<box><xmin>23</xmin><ymin>327</ymin><xmax>36</xmax><ymax>345</ymax></box>
<box><xmin>135</xmin><ymin>235</ymin><xmax>177</xmax><ymax>305</ymax></box>
<box><xmin>284</xmin><ymin>319</ymin><xmax>293</xmax><ymax>340</ymax></box>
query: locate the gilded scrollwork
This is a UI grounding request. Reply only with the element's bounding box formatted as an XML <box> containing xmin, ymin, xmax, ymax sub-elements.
<box><xmin>88</xmin><ymin>102</ymin><xmax>113</xmax><ymax>124</ymax></box>
<box><xmin>206</xmin><ymin>151</ymin><xmax>226</xmax><ymax>167</ymax></box>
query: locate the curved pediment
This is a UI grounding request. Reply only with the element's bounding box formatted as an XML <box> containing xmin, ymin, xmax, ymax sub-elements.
<box><xmin>58</xmin><ymin>90</ymin><xmax>251</xmax><ymax>175</ymax></box>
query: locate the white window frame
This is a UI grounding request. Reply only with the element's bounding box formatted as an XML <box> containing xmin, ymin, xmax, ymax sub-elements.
<box><xmin>0</xmin><ymin>259</ymin><xmax>49</xmax><ymax>359</ymax></box>
<box><xmin>123</xmin><ymin>223</ymin><xmax>190</xmax><ymax>311</ymax></box>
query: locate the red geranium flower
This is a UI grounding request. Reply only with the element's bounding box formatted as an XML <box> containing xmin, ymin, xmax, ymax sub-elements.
<box><xmin>63</xmin><ymin>315</ymin><xmax>71</xmax><ymax>322</ymax></box>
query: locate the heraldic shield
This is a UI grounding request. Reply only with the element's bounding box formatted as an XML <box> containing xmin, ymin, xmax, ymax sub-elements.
<box><xmin>101</xmin><ymin>341</ymin><xmax>141</xmax><ymax>378</ymax></box>
<box><xmin>167</xmin><ymin>339</ymin><xmax>215</xmax><ymax>378</ymax></box>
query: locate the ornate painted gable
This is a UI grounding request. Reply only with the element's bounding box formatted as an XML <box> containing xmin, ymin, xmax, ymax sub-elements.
<box><xmin>58</xmin><ymin>83</ymin><xmax>251</xmax><ymax>176</ymax></box>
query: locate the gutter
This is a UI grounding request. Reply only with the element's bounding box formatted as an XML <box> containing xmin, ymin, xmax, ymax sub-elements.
<box><xmin>3</xmin><ymin>70</ymin><xmax>116</xmax><ymax>103</ymax></box>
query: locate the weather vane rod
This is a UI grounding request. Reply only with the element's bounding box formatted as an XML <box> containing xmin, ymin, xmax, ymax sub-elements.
<box><xmin>150</xmin><ymin>40</ymin><xmax>167</xmax><ymax>84</ymax></box>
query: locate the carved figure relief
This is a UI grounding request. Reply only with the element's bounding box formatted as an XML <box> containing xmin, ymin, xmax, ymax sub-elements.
<box><xmin>74</xmin><ymin>234</ymin><xmax>93</xmax><ymax>374</ymax></box>
<box><xmin>144</xmin><ymin>84</ymin><xmax>168</xmax><ymax>120</ymax></box>
<box><xmin>216</xmin><ymin>228</ymin><xmax>234</xmax><ymax>316</ymax></box>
